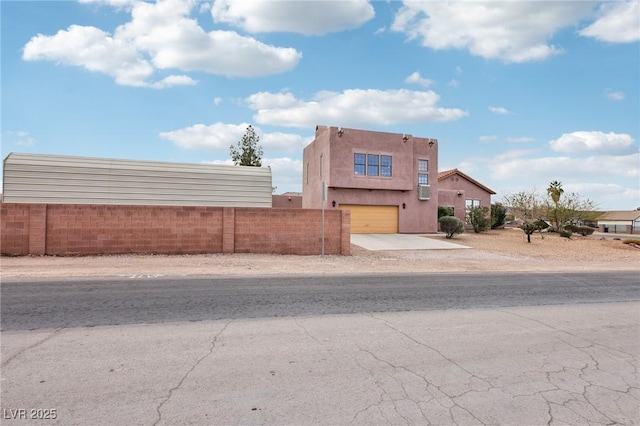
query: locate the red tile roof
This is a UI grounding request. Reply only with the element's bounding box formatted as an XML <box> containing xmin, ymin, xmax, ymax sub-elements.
<box><xmin>438</xmin><ymin>168</ymin><xmax>496</xmax><ymax>194</ymax></box>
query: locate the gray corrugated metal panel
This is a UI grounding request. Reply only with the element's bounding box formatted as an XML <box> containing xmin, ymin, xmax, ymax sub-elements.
<box><xmin>5</xmin><ymin>162</ymin><xmax>271</xmax><ymax>178</ymax></box>
<box><xmin>4</xmin><ymin>152</ymin><xmax>270</xmax><ymax>177</ymax></box>
<box><xmin>3</xmin><ymin>152</ymin><xmax>272</xmax><ymax>207</ymax></box>
<box><xmin>3</xmin><ymin>188</ymin><xmax>273</xmax><ymax>202</ymax></box>
<box><xmin>4</xmin><ymin>176</ymin><xmax>272</xmax><ymax>191</ymax></box>
<box><xmin>5</xmin><ymin>170</ymin><xmax>271</xmax><ymax>186</ymax></box>
<box><xmin>1</xmin><ymin>152</ymin><xmax>273</xmax><ymax>172</ymax></box>
<box><xmin>0</xmin><ymin>195</ymin><xmax>272</xmax><ymax>207</ymax></box>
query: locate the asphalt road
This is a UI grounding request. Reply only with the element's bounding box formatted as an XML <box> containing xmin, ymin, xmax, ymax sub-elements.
<box><xmin>2</xmin><ymin>271</ymin><xmax>639</xmax><ymax>331</ymax></box>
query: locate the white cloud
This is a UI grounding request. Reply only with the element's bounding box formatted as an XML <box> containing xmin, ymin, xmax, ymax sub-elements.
<box><xmin>579</xmin><ymin>0</ymin><xmax>640</xmax><ymax>43</ymax></box>
<box><xmin>448</xmin><ymin>79</ymin><xmax>459</xmax><ymax>88</ymax></box>
<box><xmin>405</xmin><ymin>71</ymin><xmax>434</xmax><ymax>87</ymax></box>
<box><xmin>210</xmin><ymin>0</ymin><xmax>374</xmax><ymax>35</ymax></box>
<box><xmin>23</xmin><ymin>25</ymin><xmax>162</xmax><ymax>88</ymax></box>
<box><xmin>262</xmin><ymin>157</ymin><xmax>304</xmax><ymax>193</ymax></box>
<box><xmin>23</xmin><ymin>0</ymin><xmax>301</xmax><ymax>87</ymax></box>
<box><xmin>213</xmin><ymin>97</ymin><xmax>223</xmax><ymax>106</ymax></box>
<box><xmin>489</xmin><ymin>106</ymin><xmax>511</xmax><ymax>115</ymax></box>
<box><xmin>549</xmin><ymin>131</ymin><xmax>636</xmax><ymax>155</ymax></box>
<box><xmin>479</xmin><ymin>135</ymin><xmax>497</xmax><ymax>143</ymax></box>
<box><xmin>505</xmin><ymin>137</ymin><xmax>535</xmax><ymax>143</ymax></box>
<box><xmin>159</xmin><ymin>122</ymin><xmax>310</xmax><ymax>153</ymax></box>
<box><xmin>455</xmin><ymin>148</ymin><xmax>639</xmax><ymax>210</ymax></box>
<box><xmin>7</xmin><ymin>130</ymin><xmax>36</xmax><ymax>146</ymax></box>
<box><xmin>245</xmin><ymin>91</ymin><xmax>301</xmax><ymax>109</ymax></box>
<box><xmin>78</xmin><ymin>0</ymin><xmax>138</xmax><ymax>9</ymax></box>
<box><xmin>247</xmin><ymin>89</ymin><xmax>468</xmax><ymax>128</ymax></box>
<box><xmin>490</xmin><ymin>153</ymin><xmax>639</xmax><ymax>181</ymax></box>
<box><xmin>391</xmin><ymin>1</ymin><xmax>594</xmax><ymax>62</ymax></box>
<box><xmin>204</xmin><ymin>156</ymin><xmax>303</xmax><ymax>193</ymax></box>
<box><xmin>606</xmin><ymin>90</ymin><xmax>625</xmax><ymax>101</ymax></box>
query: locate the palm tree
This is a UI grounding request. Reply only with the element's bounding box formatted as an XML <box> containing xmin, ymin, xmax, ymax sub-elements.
<box><xmin>547</xmin><ymin>180</ymin><xmax>564</xmax><ymax>205</ymax></box>
<box><xmin>547</xmin><ymin>181</ymin><xmax>564</xmax><ymax>230</ymax></box>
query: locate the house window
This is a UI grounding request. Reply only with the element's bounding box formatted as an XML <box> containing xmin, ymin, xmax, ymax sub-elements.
<box><xmin>320</xmin><ymin>154</ymin><xmax>323</xmax><ymax>177</ymax></box>
<box><xmin>367</xmin><ymin>154</ymin><xmax>379</xmax><ymax>176</ymax></box>
<box><xmin>465</xmin><ymin>199</ymin><xmax>481</xmax><ymax>213</ymax></box>
<box><xmin>355</xmin><ymin>152</ymin><xmax>392</xmax><ymax>177</ymax></box>
<box><xmin>354</xmin><ymin>153</ymin><xmax>366</xmax><ymax>175</ymax></box>
<box><xmin>306</xmin><ymin>162</ymin><xmax>309</xmax><ymax>184</ymax></box>
<box><xmin>418</xmin><ymin>159</ymin><xmax>428</xmax><ymax>185</ymax></box>
<box><xmin>381</xmin><ymin>155</ymin><xmax>392</xmax><ymax>177</ymax></box>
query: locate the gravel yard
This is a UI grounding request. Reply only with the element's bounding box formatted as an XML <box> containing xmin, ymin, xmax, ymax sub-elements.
<box><xmin>2</xmin><ymin>228</ymin><xmax>638</xmax><ymax>279</ymax></box>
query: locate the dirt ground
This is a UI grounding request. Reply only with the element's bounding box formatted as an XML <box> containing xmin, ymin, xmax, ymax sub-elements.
<box><xmin>1</xmin><ymin>228</ymin><xmax>639</xmax><ymax>280</ymax></box>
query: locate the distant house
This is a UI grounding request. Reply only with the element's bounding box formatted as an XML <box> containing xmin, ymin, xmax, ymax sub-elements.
<box><xmin>597</xmin><ymin>211</ymin><xmax>640</xmax><ymax>234</ymax></box>
<box><xmin>303</xmin><ymin>125</ymin><xmax>439</xmax><ymax>233</ymax></box>
<box><xmin>437</xmin><ymin>168</ymin><xmax>496</xmax><ymax>224</ymax></box>
<box><xmin>272</xmin><ymin>192</ymin><xmax>303</xmax><ymax>208</ymax></box>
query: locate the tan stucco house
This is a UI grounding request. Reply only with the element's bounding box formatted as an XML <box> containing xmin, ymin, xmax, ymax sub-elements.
<box><xmin>437</xmin><ymin>168</ymin><xmax>496</xmax><ymax>225</ymax></box>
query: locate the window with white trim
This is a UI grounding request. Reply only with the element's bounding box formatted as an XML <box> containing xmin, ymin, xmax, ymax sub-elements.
<box><xmin>418</xmin><ymin>159</ymin><xmax>428</xmax><ymax>185</ymax></box>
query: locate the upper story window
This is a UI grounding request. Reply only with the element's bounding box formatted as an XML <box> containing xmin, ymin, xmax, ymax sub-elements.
<box><xmin>354</xmin><ymin>153</ymin><xmax>392</xmax><ymax>177</ymax></box>
<box><xmin>418</xmin><ymin>159</ymin><xmax>428</xmax><ymax>185</ymax></box>
<box><xmin>367</xmin><ymin>154</ymin><xmax>379</xmax><ymax>176</ymax></box>
<box><xmin>354</xmin><ymin>153</ymin><xmax>366</xmax><ymax>175</ymax></box>
<box><xmin>381</xmin><ymin>155</ymin><xmax>392</xmax><ymax>177</ymax></box>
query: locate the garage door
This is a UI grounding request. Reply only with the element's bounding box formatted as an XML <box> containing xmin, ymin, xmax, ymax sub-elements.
<box><xmin>340</xmin><ymin>205</ymin><xmax>398</xmax><ymax>234</ymax></box>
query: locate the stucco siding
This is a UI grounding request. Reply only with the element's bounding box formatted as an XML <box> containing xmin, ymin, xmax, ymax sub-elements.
<box><xmin>303</xmin><ymin>126</ymin><xmax>439</xmax><ymax>233</ymax></box>
<box><xmin>3</xmin><ymin>153</ymin><xmax>272</xmax><ymax>207</ymax></box>
<box><xmin>438</xmin><ymin>173</ymin><xmax>492</xmax><ymax>209</ymax></box>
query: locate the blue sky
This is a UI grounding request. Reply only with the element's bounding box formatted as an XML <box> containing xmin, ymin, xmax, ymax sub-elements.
<box><xmin>2</xmin><ymin>0</ymin><xmax>639</xmax><ymax>210</ymax></box>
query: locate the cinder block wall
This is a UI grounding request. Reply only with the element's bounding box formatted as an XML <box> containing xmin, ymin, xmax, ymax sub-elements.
<box><xmin>1</xmin><ymin>203</ymin><xmax>350</xmax><ymax>256</ymax></box>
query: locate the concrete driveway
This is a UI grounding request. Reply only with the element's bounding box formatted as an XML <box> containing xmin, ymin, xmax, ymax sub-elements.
<box><xmin>351</xmin><ymin>233</ymin><xmax>470</xmax><ymax>251</ymax></box>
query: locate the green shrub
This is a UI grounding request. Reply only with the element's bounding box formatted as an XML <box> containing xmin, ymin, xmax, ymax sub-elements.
<box><xmin>559</xmin><ymin>228</ymin><xmax>573</xmax><ymax>238</ymax></box>
<box><xmin>468</xmin><ymin>206</ymin><xmax>490</xmax><ymax>233</ymax></box>
<box><xmin>439</xmin><ymin>216</ymin><xmax>465</xmax><ymax>239</ymax></box>
<box><xmin>438</xmin><ymin>206</ymin><xmax>454</xmax><ymax>218</ymax></box>
<box><xmin>491</xmin><ymin>203</ymin><xmax>507</xmax><ymax>229</ymax></box>
<box><xmin>574</xmin><ymin>226</ymin><xmax>595</xmax><ymax>236</ymax></box>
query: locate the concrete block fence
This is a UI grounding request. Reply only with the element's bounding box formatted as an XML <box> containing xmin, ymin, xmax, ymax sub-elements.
<box><xmin>1</xmin><ymin>203</ymin><xmax>350</xmax><ymax>256</ymax></box>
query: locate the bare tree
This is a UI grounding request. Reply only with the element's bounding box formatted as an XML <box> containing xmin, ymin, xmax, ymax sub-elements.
<box><xmin>504</xmin><ymin>190</ymin><xmax>543</xmax><ymax>243</ymax></box>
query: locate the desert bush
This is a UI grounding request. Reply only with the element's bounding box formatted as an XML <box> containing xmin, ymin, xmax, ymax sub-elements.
<box><xmin>439</xmin><ymin>216</ymin><xmax>465</xmax><ymax>239</ymax></box>
<box><xmin>559</xmin><ymin>227</ymin><xmax>573</xmax><ymax>238</ymax></box>
<box><xmin>438</xmin><ymin>206</ymin><xmax>454</xmax><ymax>218</ymax></box>
<box><xmin>572</xmin><ymin>226</ymin><xmax>595</xmax><ymax>236</ymax></box>
<box><xmin>622</xmin><ymin>239</ymin><xmax>640</xmax><ymax>246</ymax></box>
<box><xmin>468</xmin><ymin>206</ymin><xmax>490</xmax><ymax>233</ymax></box>
<box><xmin>491</xmin><ymin>203</ymin><xmax>507</xmax><ymax>229</ymax></box>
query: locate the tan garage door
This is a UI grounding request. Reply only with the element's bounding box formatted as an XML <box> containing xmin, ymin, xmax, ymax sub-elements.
<box><xmin>340</xmin><ymin>205</ymin><xmax>398</xmax><ymax>234</ymax></box>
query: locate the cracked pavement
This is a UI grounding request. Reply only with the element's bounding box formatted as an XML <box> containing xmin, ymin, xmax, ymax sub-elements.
<box><xmin>1</xmin><ymin>302</ymin><xmax>638</xmax><ymax>425</ymax></box>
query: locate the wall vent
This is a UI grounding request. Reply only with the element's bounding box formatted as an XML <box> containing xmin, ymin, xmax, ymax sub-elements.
<box><xmin>418</xmin><ymin>184</ymin><xmax>431</xmax><ymax>200</ymax></box>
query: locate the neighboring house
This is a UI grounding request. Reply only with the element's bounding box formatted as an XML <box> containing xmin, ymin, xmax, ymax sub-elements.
<box><xmin>2</xmin><ymin>152</ymin><xmax>273</xmax><ymax>207</ymax></box>
<box><xmin>272</xmin><ymin>192</ymin><xmax>303</xmax><ymax>208</ymax></box>
<box><xmin>597</xmin><ymin>211</ymin><xmax>640</xmax><ymax>234</ymax></box>
<box><xmin>303</xmin><ymin>125</ymin><xmax>439</xmax><ymax>233</ymax></box>
<box><xmin>437</xmin><ymin>168</ymin><xmax>496</xmax><ymax>224</ymax></box>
